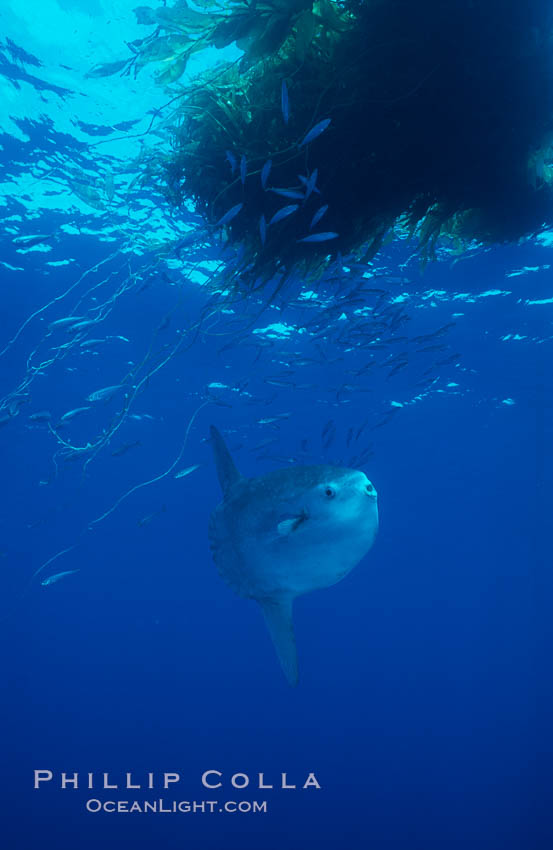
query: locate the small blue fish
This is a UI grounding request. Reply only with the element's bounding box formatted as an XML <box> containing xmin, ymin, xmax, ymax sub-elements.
<box><xmin>269</xmin><ymin>188</ymin><xmax>304</xmax><ymax>200</ymax></box>
<box><xmin>240</xmin><ymin>154</ymin><xmax>247</xmax><ymax>185</ymax></box>
<box><xmin>80</xmin><ymin>339</ymin><xmax>104</xmax><ymax>348</ymax></box>
<box><xmin>281</xmin><ymin>80</ymin><xmax>289</xmax><ymax>124</ymax></box>
<box><xmin>299</xmin><ymin>174</ymin><xmax>321</xmax><ymax>196</ymax></box>
<box><xmin>214</xmin><ymin>202</ymin><xmax>243</xmax><ymax>228</ymax></box>
<box><xmin>259</xmin><ymin>214</ymin><xmax>267</xmax><ymax>245</ymax></box>
<box><xmin>310</xmin><ymin>204</ymin><xmax>329</xmax><ymax>229</ymax></box>
<box><xmin>297</xmin><ymin>231</ymin><xmax>339</xmax><ymax>243</ymax></box>
<box><xmin>299</xmin><ymin>118</ymin><xmax>331</xmax><ymax>147</ymax></box>
<box><xmin>173</xmin><ymin>229</ymin><xmax>208</xmax><ymax>256</ymax></box>
<box><xmin>87</xmin><ymin>384</ymin><xmax>122</xmax><ymax>402</ymax></box>
<box><xmin>48</xmin><ymin>316</ymin><xmax>85</xmax><ymax>330</ymax></box>
<box><xmin>225</xmin><ymin>150</ymin><xmax>237</xmax><ymax>174</ymax></box>
<box><xmin>41</xmin><ymin>569</ymin><xmax>80</xmax><ymax>587</ymax></box>
<box><xmin>269</xmin><ymin>204</ymin><xmax>299</xmax><ymax>226</ymax></box>
<box><xmin>68</xmin><ymin>319</ymin><xmax>95</xmax><ymax>331</ymax></box>
<box><xmin>28</xmin><ymin>410</ymin><xmax>52</xmax><ymax>422</ymax></box>
<box><xmin>260</xmin><ymin>159</ymin><xmax>272</xmax><ymax>189</ymax></box>
<box><xmin>174</xmin><ymin>464</ymin><xmax>201</xmax><ymax>480</ymax></box>
<box><xmin>304</xmin><ymin>168</ymin><xmax>318</xmax><ymax>200</ymax></box>
<box><xmin>59</xmin><ymin>406</ymin><xmax>91</xmax><ymax>422</ymax></box>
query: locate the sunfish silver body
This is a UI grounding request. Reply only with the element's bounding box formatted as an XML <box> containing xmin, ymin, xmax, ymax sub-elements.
<box><xmin>208</xmin><ymin>426</ymin><xmax>379</xmax><ymax>685</ymax></box>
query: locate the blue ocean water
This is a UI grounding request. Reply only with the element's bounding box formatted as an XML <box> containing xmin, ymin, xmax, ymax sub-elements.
<box><xmin>1</xmin><ymin>3</ymin><xmax>552</xmax><ymax>849</ymax></box>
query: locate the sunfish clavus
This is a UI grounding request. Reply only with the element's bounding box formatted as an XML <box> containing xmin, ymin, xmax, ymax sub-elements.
<box><xmin>208</xmin><ymin>426</ymin><xmax>379</xmax><ymax>685</ymax></box>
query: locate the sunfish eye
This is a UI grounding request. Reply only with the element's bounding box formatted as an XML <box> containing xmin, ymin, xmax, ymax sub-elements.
<box><xmin>365</xmin><ymin>483</ymin><xmax>374</xmax><ymax>494</ymax></box>
<box><xmin>324</xmin><ymin>486</ymin><xmax>335</xmax><ymax>498</ymax></box>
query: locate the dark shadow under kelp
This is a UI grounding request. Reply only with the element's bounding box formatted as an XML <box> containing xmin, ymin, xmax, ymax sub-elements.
<box><xmin>105</xmin><ymin>0</ymin><xmax>553</xmax><ymax>288</ymax></box>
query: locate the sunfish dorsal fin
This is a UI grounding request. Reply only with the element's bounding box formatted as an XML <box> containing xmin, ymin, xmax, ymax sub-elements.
<box><xmin>210</xmin><ymin>425</ymin><xmax>241</xmax><ymax>496</ymax></box>
<box><xmin>259</xmin><ymin>598</ymin><xmax>298</xmax><ymax>686</ymax></box>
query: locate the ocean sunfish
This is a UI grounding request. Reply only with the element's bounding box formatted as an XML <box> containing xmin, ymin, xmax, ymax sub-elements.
<box><xmin>208</xmin><ymin>426</ymin><xmax>379</xmax><ymax>685</ymax></box>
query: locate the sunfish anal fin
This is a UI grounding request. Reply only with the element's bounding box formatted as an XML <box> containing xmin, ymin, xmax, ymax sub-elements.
<box><xmin>259</xmin><ymin>598</ymin><xmax>298</xmax><ymax>686</ymax></box>
<box><xmin>210</xmin><ymin>425</ymin><xmax>241</xmax><ymax>496</ymax></box>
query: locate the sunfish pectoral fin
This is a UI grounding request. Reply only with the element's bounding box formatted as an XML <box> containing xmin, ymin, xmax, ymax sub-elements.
<box><xmin>277</xmin><ymin>517</ymin><xmax>300</xmax><ymax>535</ymax></box>
<box><xmin>276</xmin><ymin>510</ymin><xmax>308</xmax><ymax>536</ymax></box>
<box><xmin>258</xmin><ymin>597</ymin><xmax>298</xmax><ymax>686</ymax></box>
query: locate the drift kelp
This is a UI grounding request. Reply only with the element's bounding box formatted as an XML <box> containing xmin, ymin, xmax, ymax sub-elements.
<box><xmin>98</xmin><ymin>0</ymin><xmax>553</xmax><ymax>286</ymax></box>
